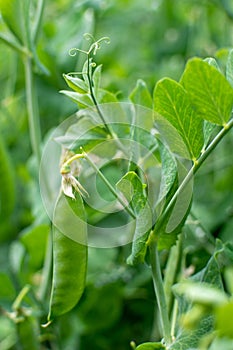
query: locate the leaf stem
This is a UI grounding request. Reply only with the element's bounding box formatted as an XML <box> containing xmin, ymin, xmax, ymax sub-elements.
<box><xmin>149</xmin><ymin>240</ymin><xmax>172</xmax><ymax>345</ymax></box>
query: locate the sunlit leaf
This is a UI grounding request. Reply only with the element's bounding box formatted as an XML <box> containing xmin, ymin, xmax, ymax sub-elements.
<box><xmin>130</xmin><ymin>79</ymin><xmax>152</xmax><ymax>108</ymax></box>
<box><xmin>180</xmin><ymin>58</ymin><xmax>233</xmax><ymax>125</ymax></box>
<box><xmin>153</xmin><ymin>78</ymin><xmax>204</xmax><ymax>160</ymax></box>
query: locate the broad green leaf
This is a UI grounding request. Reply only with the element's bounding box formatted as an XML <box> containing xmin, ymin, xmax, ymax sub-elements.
<box><xmin>130</xmin><ymin>79</ymin><xmax>153</xmax><ymax>108</ymax></box>
<box><xmin>170</xmin><ymin>316</ymin><xmax>213</xmax><ymax>350</ymax></box>
<box><xmin>153</xmin><ymin>78</ymin><xmax>204</xmax><ymax>160</ymax></box>
<box><xmin>155</xmin><ymin>160</ymin><xmax>193</xmax><ymax>251</ymax></box>
<box><xmin>55</xmin><ymin>122</ymin><xmax>108</xmax><ymax>153</ymax></box>
<box><xmin>157</xmin><ymin>141</ymin><xmax>177</xmax><ymax>205</ymax></box>
<box><xmin>135</xmin><ymin>342</ymin><xmax>166</xmax><ymax>349</ymax></box>
<box><xmin>203</xmin><ymin>57</ymin><xmax>221</xmax><ymax>71</ymax></box>
<box><xmin>20</xmin><ymin>224</ymin><xmax>50</xmax><ymax>271</ymax></box>
<box><xmin>116</xmin><ymin>172</ymin><xmax>152</xmax><ymax>265</ymax></box>
<box><xmin>97</xmin><ymin>89</ymin><xmax>119</xmax><ymax>104</ymax></box>
<box><xmin>203</xmin><ymin>120</ymin><xmax>216</xmax><ymax>146</ymax></box>
<box><xmin>60</xmin><ymin>90</ymin><xmax>94</xmax><ymax>109</ymax></box>
<box><xmin>48</xmin><ymin>192</ymin><xmax>87</xmax><ymax>320</ymax></box>
<box><xmin>180</xmin><ymin>58</ymin><xmax>233</xmax><ymax>125</ymax></box>
<box><xmin>116</xmin><ymin>171</ymin><xmax>147</xmax><ymax>215</ymax></box>
<box><xmin>63</xmin><ymin>74</ymin><xmax>88</xmax><ymax>94</ymax></box>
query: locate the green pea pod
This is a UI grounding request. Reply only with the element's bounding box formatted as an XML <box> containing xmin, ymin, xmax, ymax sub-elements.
<box><xmin>48</xmin><ymin>191</ymin><xmax>87</xmax><ymax>321</ymax></box>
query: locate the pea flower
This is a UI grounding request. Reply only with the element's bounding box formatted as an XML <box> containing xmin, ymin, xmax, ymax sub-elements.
<box><xmin>61</xmin><ymin>172</ymin><xmax>89</xmax><ymax>199</ymax></box>
<box><xmin>60</xmin><ymin>151</ymin><xmax>88</xmax><ymax>199</ymax></box>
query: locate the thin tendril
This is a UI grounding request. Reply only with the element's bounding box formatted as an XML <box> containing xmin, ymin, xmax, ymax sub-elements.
<box><xmin>69</xmin><ymin>48</ymin><xmax>88</xmax><ymax>57</ymax></box>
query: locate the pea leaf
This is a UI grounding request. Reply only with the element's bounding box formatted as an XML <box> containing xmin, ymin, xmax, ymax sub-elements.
<box><xmin>116</xmin><ymin>171</ymin><xmax>152</xmax><ymax>265</ymax></box>
<box><xmin>48</xmin><ymin>192</ymin><xmax>87</xmax><ymax>320</ymax></box>
<box><xmin>180</xmin><ymin>58</ymin><xmax>233</xmax><ymax>125</ymax></box>
<box><xmin>153</xmin><ymin>78</ymin><xmax>204</xmax><ymax>160</ymax></box>
<box><xmin>170</xmin><ymin>241</ymin><xmax>228</xmax><ymax>349</ymax></box>
<box><xmin>157</xmin><ymin>141</ymin><xmax>177</xmax><ymax>205</ymax></box>
<box><xmin>130</xmin><ymin>79</ymin><xmax>153</xmax><ymax>108</ymax></box>
<box><xmin>55</xmin><ymin>118</ymin><xmax>108</xmax><ymax>153</ymax></box>
<box><xmin>59</xmin><ymin>90</ymin><xmax>94</xmax><ymax>109</ymax></box>
<box><xmin>155</xmin><ymin>160</ymin><xmax>193</xmax><ymax>251</ymax></box>
<box><xmin>20</xmin><ymin>224</ymin><xmax>50</xmax><ymax>271</ymax></box>
<box><xmin>63</xmin><ymin>74</ymin><xmax>88</xmax><ymax>94</ymax></box>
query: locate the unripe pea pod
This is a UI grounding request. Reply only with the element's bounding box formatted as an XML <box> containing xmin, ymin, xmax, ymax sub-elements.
<box><xmin>47</xmin><ymin>191</ymin><xmax>87</xmax><ymax>322</ymax></box>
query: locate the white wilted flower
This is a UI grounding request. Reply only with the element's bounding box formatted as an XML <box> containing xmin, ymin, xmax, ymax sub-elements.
<box><xmin>61</xmin><ymin>172</ymin><xmax>89</xmax><ymax>199</ymax></box>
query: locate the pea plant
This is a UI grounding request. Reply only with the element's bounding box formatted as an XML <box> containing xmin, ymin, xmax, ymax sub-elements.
<box><xmin>0</xmin><ymin>1</ymin><xmax>233</xmax><ymax>347</ymax></box>
<box><xmin>40</xmin><ymin>36</ymin><xmax>233</xmax><ymax>349</ymax></box>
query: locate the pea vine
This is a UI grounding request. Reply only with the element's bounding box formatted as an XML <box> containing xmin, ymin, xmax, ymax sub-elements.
<box><xmin>44</xmin><ymin>35</ymin><xmax>233</xmax><ymax>349</ymax></box>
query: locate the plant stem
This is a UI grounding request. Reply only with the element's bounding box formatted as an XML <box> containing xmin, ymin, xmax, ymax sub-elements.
<box><xmin>87</xmin><ymin>55</ymin><xmax>112</xmax><ymax>135</ymax></box>
<box><xmin>24</xmin><ymin>57</ymin><xmax>42</xmax><ymax>166</ymax></box>
<box><xmin>149</xmin><ymin>239</ymin><xmax>172</xmax><ymax>345</ymax></box>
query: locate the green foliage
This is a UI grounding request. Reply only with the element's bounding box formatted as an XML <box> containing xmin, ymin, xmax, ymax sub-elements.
<box><xmin>154</xmin><ymin>78</ymin><xmax>204</xmax><ymax>160</ymax></box>
<box><xmin>0</xmin><ymin>1</ymin><xmax>233</xmax><ymax>349</ymax></box>
<box><xmin>180</xmin><ymin>58</ymin><xmax>233</xmax><ymax>126</ymax></box>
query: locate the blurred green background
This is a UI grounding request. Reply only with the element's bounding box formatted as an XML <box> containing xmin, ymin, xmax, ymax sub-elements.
<box><xmin>0</xmin><ymin>0</ymin><xmax>233</xmax><ymax>349</ymax></box>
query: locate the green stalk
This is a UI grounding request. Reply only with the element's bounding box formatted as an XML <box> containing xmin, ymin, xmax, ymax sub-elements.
<box><xmin>149</xmin><ymin>240</ymin><xmax>172</xmax><ymax>345</ymax></box>
<box><xmin>87</xmin><ymin>55</ymin><xmax>112</xmax><ymax>135</ymax></box>
<box><xmin>23</xmin><ymin>56</ymin><xmax>42</xmax><ymax>165</ymax></box>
